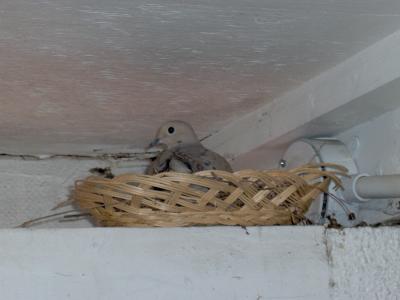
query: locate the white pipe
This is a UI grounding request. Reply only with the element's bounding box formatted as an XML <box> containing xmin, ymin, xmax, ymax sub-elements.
<box><xmin>356</xmin><ymin>175</ymin><xmax>400</xmax><ymax>199</ymax></box>
<box><xmin>342</xmin><ymin>174</ymin><xmax>400</xmax><ymax>202</ymax></box>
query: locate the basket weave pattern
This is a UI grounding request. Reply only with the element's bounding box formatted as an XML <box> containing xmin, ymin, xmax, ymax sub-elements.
<box><xmin>74</xmin><ymin>163</ymin><xmax>347</xmax><ymax>227</ymax></box>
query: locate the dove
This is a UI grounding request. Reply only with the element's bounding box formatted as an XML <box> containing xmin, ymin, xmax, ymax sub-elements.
<box><xmin>146</xmin><ymin>120</ymin><xmax>233</xmax><ymax>174</ymax></box>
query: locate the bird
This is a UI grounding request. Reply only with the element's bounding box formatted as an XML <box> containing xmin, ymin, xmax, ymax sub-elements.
<box><xmin>146</xmin><ymin>120</ymin><xmax>233</xmax><ymax>174</ymax></box>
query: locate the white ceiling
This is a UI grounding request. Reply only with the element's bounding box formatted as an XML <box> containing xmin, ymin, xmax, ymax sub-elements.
<box><xmin>1</xmin><ymin>0</ymin><xmax>400</xmax><ymax>153</ymax></box>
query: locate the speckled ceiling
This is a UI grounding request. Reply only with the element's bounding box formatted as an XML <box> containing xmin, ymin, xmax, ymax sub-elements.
<box><xmin>1</xmin><ymin>0</ymin><xmax>400</xmax><ymax>153</ymax></box>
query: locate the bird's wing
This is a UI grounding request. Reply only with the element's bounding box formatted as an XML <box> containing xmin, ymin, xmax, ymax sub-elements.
<box><xmin>172</xmin><ymin>145</ymin><xmax>233</xmax><ymax>173</ymax></box>
<box><xmin>147</xmin><ymin>146</ymin><xmax>232</xmax><ymax>174</ymax></box>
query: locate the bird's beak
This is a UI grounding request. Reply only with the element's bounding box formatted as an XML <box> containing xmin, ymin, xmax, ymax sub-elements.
<box><xmin>145</xmin><ymin>138</ymin><xmax>160</xmax><ymax>151</ymax></box>
<box><xmin>148</xmin><ymin>138</ymin><xmax>160</xmax><ymax>148</ymax></box>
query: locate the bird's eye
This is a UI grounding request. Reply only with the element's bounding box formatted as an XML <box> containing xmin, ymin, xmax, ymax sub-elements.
<box><xmin>168</xmin><ymin>126</ymin><xmax>175</xmax><ymax>134</ymax></box>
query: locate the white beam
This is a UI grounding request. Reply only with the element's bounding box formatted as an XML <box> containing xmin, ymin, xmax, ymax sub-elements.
<box><xmin>0</xmin><ymin>227</ymin><xmax>329</xmax><ymax>300</ymax></box>
<box><xmin>203</xmin><ymin>30</ymin><xmax>400</xmax><ymax>167</ymax></box>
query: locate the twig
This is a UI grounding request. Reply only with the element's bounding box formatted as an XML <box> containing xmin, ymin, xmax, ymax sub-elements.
<box><xmin>16</xmin><ymin>209</ymin><xmax>79</xmax><ymax>228</ymax></box>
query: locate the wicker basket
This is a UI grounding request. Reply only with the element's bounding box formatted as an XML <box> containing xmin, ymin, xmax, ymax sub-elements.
<box><xmin>73</xmin><ymin>163</ymin><xmax>347</xmax><ymax>227</ymax></box>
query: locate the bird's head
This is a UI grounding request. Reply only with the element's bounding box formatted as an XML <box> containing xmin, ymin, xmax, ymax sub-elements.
<box><xmin>148</xmin><ymin>120</ymin><xmax>200</xmax><ymax>150</ymax></box>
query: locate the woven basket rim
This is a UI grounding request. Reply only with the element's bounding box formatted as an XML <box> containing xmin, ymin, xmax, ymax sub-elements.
<box><xmin>73</xmin><ymin>163</ymin><xmax>348</xmax><ymax>227</ymax></box>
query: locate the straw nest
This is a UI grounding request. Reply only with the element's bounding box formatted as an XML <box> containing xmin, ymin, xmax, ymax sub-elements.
<box><xmin>73</xmin><ymin>163</ymin><xmax>347</xmax><ymax>227</ymax></box>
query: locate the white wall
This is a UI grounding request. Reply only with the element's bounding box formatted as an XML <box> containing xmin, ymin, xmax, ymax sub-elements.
<box><xmin>327</xmin><ymin>227</ymin><xmax>400</xmax><ymax>299</ymax></box>
<box><xmin>0</xmin><ymin>226</ymin><xmax>398</xmax><ymax>300</ymax></box>
<box><xmin>337</xmin><ymin>106</ymin><xmax>400</xmax><ymax>176</ymax></box>
<box><xmin>0</xmin><ymin>157</ymin><xmax>147</xmax><ymax>228</ymax></box>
